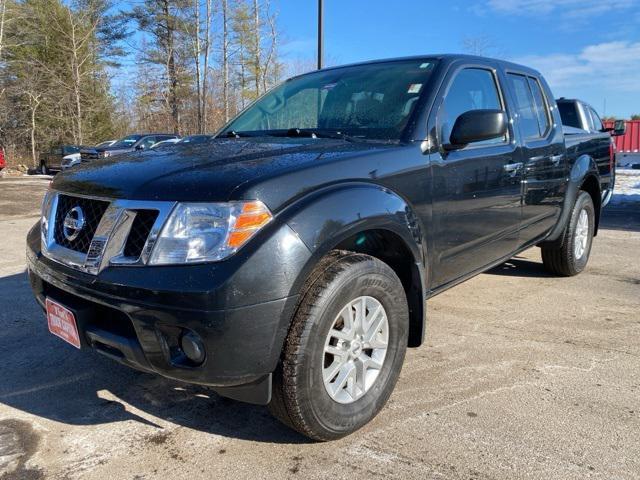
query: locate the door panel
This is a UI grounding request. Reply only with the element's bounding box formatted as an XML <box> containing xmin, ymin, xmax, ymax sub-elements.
<box><xmin>505</xmin><ymin>73</ymin><xmax>566</xmax><ymax>241</ymax></box>
<box><xmin>431</xmin><ymin>146</ymin><xmax>522</xmax><ymax>285</ymax></box>
<box><xmin>430</xmin><ymin>65</ymin><xmax>523</xmax><ymax>288</ymax></box>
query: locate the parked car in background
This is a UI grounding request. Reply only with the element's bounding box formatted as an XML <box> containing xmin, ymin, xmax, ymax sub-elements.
<box><xmin>177</xmin><ymin>134</ymin><xmax>214</xmax><ymax>145</ymax></box>
<box><xmin>80</xmin><ymin>134</ymin><xmax>179</xmax><ymax>162</ymax></box>
<box><xmin>61</xmin><ymin>152</ymin><xmax>81</xmax><ymax>170</ymax></box>
<box><xmin>556</xmin><ymin>98</ymin><xmax>625</xmax><ymax>137</ymax></box>
<box><xmin>39</xmin><ymin>145</ymin><xmax>81</xmax><ymax>174</ymax></box>
<box><xmin>29</xmin><ymin>54</ymin><xmax>615</xmax><ymax>440</ymax></box>
<box><xmin>150</xmin><ymin>138</ymin><xmax>181</xmax><ymax>149</ymax></box>
<box><xmin>556</xmin><ymin>98</ymin><xmax>625</xmax><ymax>205</ymax></box>
<box><xmin>95</xmin><ymin>140</ymin><xmax>117</xmax><ymax>148</ymax></box>
<box><xmin>0</xmin><ymin>146</ymin><xmax>5</xmax><ymax>170</ymax></box>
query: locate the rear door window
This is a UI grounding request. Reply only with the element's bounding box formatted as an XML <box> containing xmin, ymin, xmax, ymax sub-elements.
<box><xmin>589</xmin><ymin>107</ymin><xmax>603</xmax><ymax>132</ymax></box>
<box><xmin>527</xmin><ymin>78</ymin><xmax>550</xmax><ymax>136</ymax></box>
<box><xmin>507</xmin><ymin>73</ymin><xmax>546</xmax><ymax>139</ymax></box>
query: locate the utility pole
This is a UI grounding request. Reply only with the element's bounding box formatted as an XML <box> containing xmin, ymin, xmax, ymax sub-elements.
<box><xmin>317</xmin><ymin>0</ymin><xmax>323</xmax><ymax>69</ymax></box>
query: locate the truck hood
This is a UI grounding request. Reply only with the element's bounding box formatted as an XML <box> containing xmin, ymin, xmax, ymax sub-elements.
<box><xmin>53</xmin><ymin>137</ymin><xmax>394</xmax><ymax>203</ymax></box>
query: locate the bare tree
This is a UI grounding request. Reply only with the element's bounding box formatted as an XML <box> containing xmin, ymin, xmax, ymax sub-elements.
<box><xmin>61</xmin><ymin>7</ymin><xmax>101</xmax><ymax>143</ymax></box>
<box><xmin>202</xmin><ymin>0</ymin><xmax>212</xmax><ymax>131</ymax></box>
<box><xmin>261</xmin><ymin>0</ymin><xmax>279</xmax><ymax>92</ymax></box>
<box><xmin>0</xmin><ymin>0</ymin><xmax>6</xmax><ymax>63</ymax></box>
<box><xmin>252</xmin><ymin>0</ymin><xmax>260</xmax><ymax>96</ymax></box>
<box><xmin>222</xmin><ymin>0</ymin><xmax>229</xmax><ymax>122</ymax></box>
<box><xmin>461</xmin><ymin>34</ymin><xmax>506</xmax><ymax>58</ymax></box>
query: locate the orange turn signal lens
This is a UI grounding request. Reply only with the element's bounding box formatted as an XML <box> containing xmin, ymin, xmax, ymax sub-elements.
<box><xmin>226</xmin><ymin>201</ymin><xmax>273</xmax><ymax>249</ymax></box>
<box><xmin>234</xmin><ymin>211</ymin><xmax>272</xmax><ymax>230</ymax></box>
<box><xmin>227</xmin><ymin>230</ymin><xmax>254</xmax><ymax>248</ymax></box>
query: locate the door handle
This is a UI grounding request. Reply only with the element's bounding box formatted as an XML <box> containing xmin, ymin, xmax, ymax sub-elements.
<box><xmin>528</xmin><ymin>154</ymin><xmax>564</xmax><ymax>165</ymax></box>
<box><xmin>549</xmin><ymin>154</ymin><xmax>564</xmax><ymax>165</ymax></box>
<box><xmin>503</xmin><ymin>162</ymin><xmax>523</xmax><ymax>176</ymax></box>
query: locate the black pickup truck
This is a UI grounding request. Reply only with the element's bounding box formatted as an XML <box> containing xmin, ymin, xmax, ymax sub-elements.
<box><xmin>27</xmin><ymin>55</ymin><xmax>613</xmax><ymax>440</ymax></box>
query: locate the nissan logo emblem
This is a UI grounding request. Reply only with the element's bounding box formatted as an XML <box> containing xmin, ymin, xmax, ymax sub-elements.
<box><xmin>63</xmin><ymin>206</ymin><xmax>86</xmax><ymax>241</ymax></box>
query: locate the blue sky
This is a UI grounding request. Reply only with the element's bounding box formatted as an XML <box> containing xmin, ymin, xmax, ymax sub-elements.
<box><xmin>274</xmin><ymin>0</ymin><xmax>640</xmax><ymax>118</ymax></box>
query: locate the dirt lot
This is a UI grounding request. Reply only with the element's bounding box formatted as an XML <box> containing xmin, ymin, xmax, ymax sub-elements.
<box><xmin>1</xmin><ymin>175</ymin><xmax>639</xmax><ymax>480</ymax></box>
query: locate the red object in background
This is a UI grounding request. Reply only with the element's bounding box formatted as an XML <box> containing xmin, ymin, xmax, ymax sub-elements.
<box><xmin>604</xmin><ymin>120</ymin><xmax>640</xmax><ymax>153</ymax></box>
<box><xmin>0</xmin><ymin>147</ymin><xmax>5</xmax><ymax>169</ymax></box>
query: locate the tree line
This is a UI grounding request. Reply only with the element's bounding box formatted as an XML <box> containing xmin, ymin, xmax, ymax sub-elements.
<box><xmin>0</xmin><ymin>0</ymin><xmax>292</xmax><ymax>165</ymax></box>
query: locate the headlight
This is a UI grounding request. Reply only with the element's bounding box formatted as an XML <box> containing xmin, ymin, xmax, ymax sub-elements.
<box><xmin>101</xmin><ymin>151</ymin><xmax>110</xmax><ymax>158</ymax></box>
<box><xmin>148</xmin><ymin>200</ymin><xmax>273</xmax><ymax>265</ymax></box>
<box><xmin>40</xmin><ymin>190</ymin><xmax>55</xmax><ymax>250</ymax></box>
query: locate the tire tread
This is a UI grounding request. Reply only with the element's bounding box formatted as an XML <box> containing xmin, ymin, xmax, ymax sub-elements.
<box><xmin>269</xmin><ymin>250</ymin><xmax>400</xmax><ymax>440</ymax></box>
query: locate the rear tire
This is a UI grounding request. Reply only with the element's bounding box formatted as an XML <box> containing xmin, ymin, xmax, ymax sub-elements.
<box><xmin>541</xmin><ymin>191</ymin><xmax>595</xmax><ymax>276</ymax></box>
<box><xmin>269</xmin><ymin>250</ymin><xmax>409</xmax><ymax>441</ymax></box>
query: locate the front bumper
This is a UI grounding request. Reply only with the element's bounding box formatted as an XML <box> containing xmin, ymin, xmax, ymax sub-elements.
<box><xmin>26</xmin><ymin>220</ymin><xmax>311</xmax><ymax>404</ymax></box>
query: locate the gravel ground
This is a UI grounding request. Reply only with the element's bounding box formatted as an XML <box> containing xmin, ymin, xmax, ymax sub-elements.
<box><xmin>0</xmin><ymin>175</ymin><xmax>639</xmax><ymax>480</ymax></box>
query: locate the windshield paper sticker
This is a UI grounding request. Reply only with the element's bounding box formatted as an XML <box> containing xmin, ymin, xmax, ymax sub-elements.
<box><xmin>407</xmin><ymin>83</ymin><xmax>422</xmax><ymax>94</ymax></box>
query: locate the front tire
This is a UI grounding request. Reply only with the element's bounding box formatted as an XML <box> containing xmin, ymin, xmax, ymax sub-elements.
<box><xmin>269</xmin><ymin>250</ymin><xmax>409</xmax><ymax>441</ymax></box>
<box><xmin>541</xmin><ymin>191</ymin><xmax>595</xmax><ymax>276</ymax></box>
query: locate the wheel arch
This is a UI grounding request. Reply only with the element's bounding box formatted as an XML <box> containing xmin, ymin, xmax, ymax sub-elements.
<box><xmin>545</xmin><ymin>153</ymin><xmax>601</xmax><ymax>242</ymax></box>
<box><xmin>282</xmin><ymin>183</ymin><xmax>428</xmax><ymax>348</ymax></box>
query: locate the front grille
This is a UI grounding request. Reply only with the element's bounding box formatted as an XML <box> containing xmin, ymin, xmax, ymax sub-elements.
<box><xmin>54</xmin><ymin>195</ymin><xmax>110</xmax><ymax>253</ymax></box>
<box><xmin>123</xmin><ymin>210</ymin><xmax>158</xmax><ymax>259</ymax></box>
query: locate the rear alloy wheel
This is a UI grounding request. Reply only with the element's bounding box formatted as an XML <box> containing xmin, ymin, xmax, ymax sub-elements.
<box><xmin>541</xmin><ymin>191</ymin><xmax>595</xmax><ymax>276</ymax></box>
<box><xmin>269</xmin><ymin>250</ymin><xmax>409</xmax><ymax>441</ymax></box>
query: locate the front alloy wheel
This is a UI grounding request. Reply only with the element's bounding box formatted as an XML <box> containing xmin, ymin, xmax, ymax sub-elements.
<box><xmin>323</xmin><ymin>296</ymin><xmax>389</xmax><ymax>404</ymax></box>
<box><xmin>269</xmin><ymin>250</ymin><xmax>409</xmax><ymax>441</ymax></box>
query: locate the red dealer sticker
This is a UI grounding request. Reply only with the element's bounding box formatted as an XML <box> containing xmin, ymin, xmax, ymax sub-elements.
<box><xmin>46</xmin><ymin>298</ymin><xmax>81</xmax><ymax>349</ymax></box>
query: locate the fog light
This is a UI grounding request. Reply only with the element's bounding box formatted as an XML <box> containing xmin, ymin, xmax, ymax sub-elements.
<box><xmin>180</xmin><ymin>331</ymin><xmax>205</xmax><ymax>364</ymax></box>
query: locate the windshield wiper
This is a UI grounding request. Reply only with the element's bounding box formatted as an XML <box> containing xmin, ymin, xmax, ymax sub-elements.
<box><xmin>284</xmin><ymin>128</ymin><xmax>357</xmax><ymax>143</ymax></box>
<box><xmin>224</xmin><ymin>130</ymin><xmax>254</xmax><ymax>138</ymax></box>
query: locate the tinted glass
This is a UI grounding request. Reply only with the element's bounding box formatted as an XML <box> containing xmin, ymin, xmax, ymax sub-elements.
<box><xmin>139</xmin><ymin>136</ymin><xmax>157</xmax><ymax>149</ymax></box>
<box><xmin>439</xmin><ymin>68</ymin><xmax>503</xmax><ymax>145</ymax></box>
<box><xmin>507</xmin><ymin>74</ymin><xmax>539</xmax><ymax>138</ymax></box>
<box><xmin>557</xmin><ymin>102</ymin><xmax>581</xmax><ymax>128</ymax></box>
<box><xmin>589</xmin><ymin>108</ymin><xmax>603</xmax><ymax>131</ymax></box>
<box><xmin>113</xmin><ymin>134</ymin><xmax>144</xmax><ymax>148</ymax></box>
<box><xmin>223</xmin><ymin>59</ymin><xmax>438</xmax><ymax>140</ymax></box>
<box><xmin>527</xmin><ymin>77</ymin><xmax>550</xmax><ymax>136</ymax></box>
<box><xmin>179</xmin><ymin>135</ymin><xmax>212</xmax><ymax>144</ymax></box>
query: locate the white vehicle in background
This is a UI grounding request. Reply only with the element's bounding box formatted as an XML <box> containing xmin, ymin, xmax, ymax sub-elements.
<box><xmin>60</xmin><ymin>152</ymin><xmax>81</xmax><ymax>170</ymax></box>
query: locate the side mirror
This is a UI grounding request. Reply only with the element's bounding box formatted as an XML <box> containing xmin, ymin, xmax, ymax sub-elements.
<box><xmin>135</xmin><ymin>144</ymin><xmax>146</xmax><ymax>151</ymax></box>
<box><xmin>613</xmin><ymin>119</ymin><xmax>626</xmax><ymax>137</ymax></box>
<box><xmin>447</xmin><ymin>109</ymin><xmax>508</xmax><ymax>148</ymax></box>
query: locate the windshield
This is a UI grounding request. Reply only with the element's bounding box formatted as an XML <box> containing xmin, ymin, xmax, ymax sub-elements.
<box><xmin>111</xmin><ymin>134</ymin><xmax>144</xmax><ymax>148</ymax></box>
<box><xmin>179</xmin><ymin>135</ymin><xmax>212</xmax><ymax>144</ymax></box>
<box><xmin>221</xmin><ymin>59</ymin><xmax>438</xmax><ymax>141</ymax></box>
